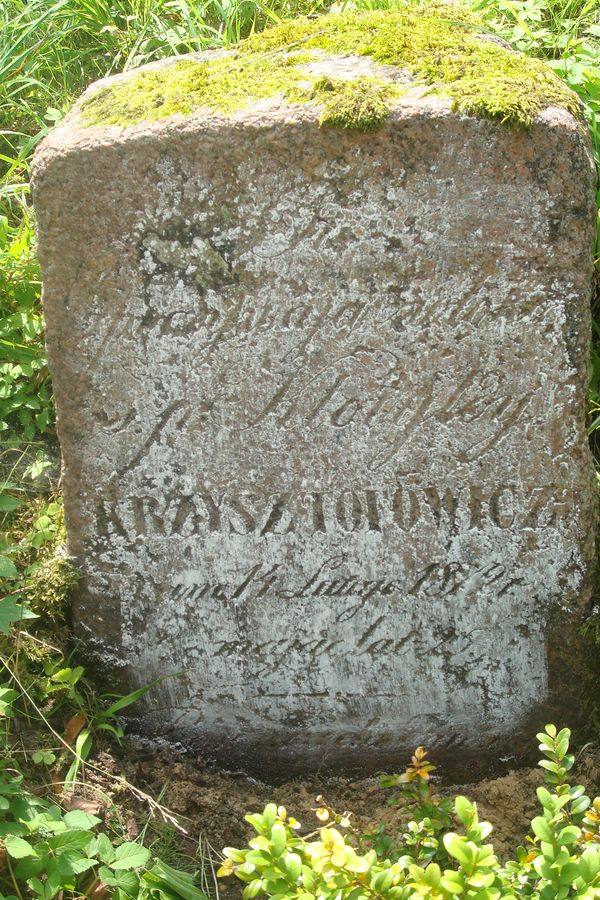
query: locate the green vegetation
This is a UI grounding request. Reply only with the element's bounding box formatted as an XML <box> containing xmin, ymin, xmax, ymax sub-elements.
<box><xmin>0</xmin><ymin>0</ymin><xmax>600</xmax><ymax>897</ymax></box>
<box><xmin>245</xmin><ymin>3</ymin><xmax>585</xmax><ymax>126</ymax></box>
<box><xmin>80</xmin><ymin>5</ymin><xmax>580</xmax><ymax>130</ymax></box>
<box><xmin>314</xmin><ymin>76</ymin><xmax>397</xmax><ymax>131</ymax></box>
<box><xmin>0</xmin><ymin>212</ymin><xmax>50</xmax><ymax>446</ymax></box>
<box><xmin>0</xmin><ymin>761</ymin><xmax>206</xmax><ymax>900</ymax></box>
<box><xmin>79</xmin><ymin>50</ymin><xmax>408</xmax><ymax>131</ymax></box>
<box><xmin>220</xmin><ymin>726</ymin><xmax>600</xmax><ymax>899</ymax></box>
<box><xmin>0</xmin><ymin>627</ymin><xmax>209</xmax><ymax>898</ymax></box>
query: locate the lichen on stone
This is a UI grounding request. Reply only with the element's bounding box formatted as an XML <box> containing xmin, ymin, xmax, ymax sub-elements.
<box><xmin>79</xmin><ymin>4</ymin><xmax>581</xmax><ymax>131</ymax></box>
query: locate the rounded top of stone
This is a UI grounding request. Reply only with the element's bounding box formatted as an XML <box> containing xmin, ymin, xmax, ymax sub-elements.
<box><xmin>68</xmin><ymin>4</ymin><xmax>581</xmax><ymax>135</ymax></box>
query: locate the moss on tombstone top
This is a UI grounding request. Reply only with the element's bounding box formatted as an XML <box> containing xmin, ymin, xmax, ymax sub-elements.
<box><xmin>79</xmin><ymin>4</ymin><xmax>581</xmax><ymax>131</ymax></box>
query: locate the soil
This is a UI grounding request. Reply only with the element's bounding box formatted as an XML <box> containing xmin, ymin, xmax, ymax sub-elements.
<box><xmin>77</xmin><ymin>740</ymin><xmax>600</xmax><ymax>898</ymax></box>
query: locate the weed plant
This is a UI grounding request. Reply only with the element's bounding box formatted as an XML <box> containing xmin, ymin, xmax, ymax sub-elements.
<box><xmin>220</xmin><ymin>726</ymin><xmax>600</xmax><ymax>899</ymax></box>
<box><xmin>0</xmin><ymin>580</ymin><xmax>211</xmax><ymax>897</ymax></box>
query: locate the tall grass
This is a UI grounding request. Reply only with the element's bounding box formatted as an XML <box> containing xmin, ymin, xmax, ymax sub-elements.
<box><xmin>0</xmin><ymin>0</ymin><xmax>322</xmax><ymax>188</ymax></box>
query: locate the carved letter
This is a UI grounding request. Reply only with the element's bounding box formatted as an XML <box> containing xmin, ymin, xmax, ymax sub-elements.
<box><xmin>423</xmin><ymin>486</ymin><xmax>459</xmax><ymax>531</ymax></box>
<box><xmin>392</xmin><ymin>486</ymin><xmax>419</xmax><ymax>531</ymax></box>
<box><xmin>227</xmin><ymin>496</ymin><xmax>257</xmax><ymax>534</ymax></box>
<box><xmin>331</xmin><ymin>398</ymin><xmax>361</xmax><ymax>427</ymax></box>
<box><xmin>489</xmin><ymin>487</ymin><xmax>516</xmax><ymax>529</ymax></box>
<box><xmin>199</xmin><ymin>492</ymin><xmax>222</xmax><ymax>533</ymax></box>
<box><xmin>365</xmin><ymin>489</ymin><xmax>381</xmax><ymax>531</ymax></box>
<box><xmin>335</xmin><ymin>491</ymin><xmax>364</xmax><ymax>531</ymax></box>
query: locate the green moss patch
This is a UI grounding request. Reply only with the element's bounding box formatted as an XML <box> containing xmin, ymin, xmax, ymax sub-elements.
<box><xmin>80</xmin><ymin>4</ymin><xmax>581</xmax><ymax>131</ymax></box>
<box><xmin>307</xmin><ymin>75</ymin><xmax>398</xmax><ymax>131</ymax></box>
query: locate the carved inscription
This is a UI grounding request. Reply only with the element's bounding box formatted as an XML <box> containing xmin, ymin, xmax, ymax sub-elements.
<box><xmin>172</xmin><ymin>558</ymin><xmax>525</xmax><ymax>611</ymax></box>
<box><xmin>243</xmin><ymin>360</ymin><xmax>532</xmax><ymax>447</ymax></box>
<box><xmin>95</xmin><ymin>483</ymin><xmax>576</xmax><ymax>539</ymax></box>
<box><xmin>34</xmin><ymin>83</ymin><xmax>597</xmax><ymax>765</ymax></box>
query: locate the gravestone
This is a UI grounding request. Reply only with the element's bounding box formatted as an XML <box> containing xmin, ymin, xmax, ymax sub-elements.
<box><xmin>32</xmin><ymin>12</ymin><xmax>598</xmax><ymax>775</ymax></box>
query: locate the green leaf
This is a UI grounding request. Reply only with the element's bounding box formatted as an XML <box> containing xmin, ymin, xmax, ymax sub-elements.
<box><xmin>32</xmin><ymin>750</ymin><xmax>56</xmax><ymax>765</ymax></box>
<box><xmin>0</xmin><ymin>556</ymin><xmax>17</xmax><ymax>578</ymax></box>
<box><xmin>2</xmin><ymin>814</ymin><xmax>38</xmax><ymax>835</ymax></box>
<box><xmin>559</xmin><ymin>861</ymin><xmax>582</xmax><ymax>885</ymax></box>
<box><xmin>569</xmin><ymin>785</ymin><xmax>587</xmax><ymax>800</ymax></box>
<box><xmin>0</xmin><ymin>596</ymin><xmax>38</xmax><ymax>633</ymax></box>
<box><xmin>14</xmin><ymin>855</ymin><xmax>45</xmax><ymax>881</ymax></box>
<box><xmin>301</xmin><ymin>865</ymin><xmax>316</xmax><ymax>892</ymax></box>
<box><xmin>245</xmin><ymin>850</ymin><xmax>270</xmax><ymax>868</ymax></box>
<box><xmin>539</xmin><ymin>760</ymin><xmax>560</xmax><ymax>773</ymax></box>
<box><xmin>64</xmin><ymin>729</ymin><xmax>93</xmax><ymax>787</ymax></box>
<box><xmin>114</xmin><ymin>869</ymin><xmax>140</xmax><ymax>892</ymax></box>
<box><xmin>63</xmin><ymin>809</ymin><xmax>102</xmax><ymax>830</ymax></box>
<box><xmin>101</xmin><ymin>683</ymin><xmax>151</xmax><ymax>717</ymax></box>
<box><xmin>557</xmin><ymin>825</ymin><xmax>580</xmax><ymax>846</ymax></box>
<box><xmin>142</xmin><ymin>859</ymin><xmax>208</xmax><ymax>898</ymax></box>
<box><xmin>98</xmin><ymin>865</ymin><xmax>119</xmax><ymax>886</ymax></box>
<box><xmin>580</xmin><ymin>847</ymin><xmax>600</xmax><ymax>881</ymax></box>
<box><xmin>0</xmin><ymin>687</ymin><xmax>19</xmax><ymax>712</ymax></box>
<box><xmin>441</xmin><ymin>871</ymin><xmax>464</xmax><ymax>892</ymax></box>
<box><xmin>4</xmin><ymin>835</ymin><xmax>38</xmax><ymax>858</ymax></box>
<box><xmin>263</xmin><ymin>804</ymin><xmax>277</xmax><ymax>830</ymax></box>
<box><xmin>27</xmin><ymin>878</ymin><xmax>49</xmax><ymax>899</ymax></box>
<box><xmin>25</xmin><ymin>804</ymin><xmax>64</xmax><ymax>831</ymax></box>
<box><xmin>467</xmin><ymin>871</ymin><xmax>496</xmax><ymax>888</ymax></box>
<box><xmin>48</xmin><ymin>829</ymin><xmax>94</xmax><ymax>853</ymax></box>
<box><xmin>28</xmin><ymin>868</ymin><xmax>63</xmax><ymax>900</ymax></box>
<box><xmin>0</xmin><ymin>497</ymin><xmax>22</xmax><ymax>513</ymax></box>
<box><xmin>454</xmin><ymin>795</ymin><xmax>474</xmax><ymax>827</ymax></box>
<box><xmin>532</xmin><ymin>817</ymin><xmax>555</xmax><ymax>842</ymax></box>
<box><xmin>93</xmin><ymin>832</ymin><xmax>116</xmax><ymax>864</ymax></box>
<box><xmin>245</xmin><ymin>814</ymin><xmax>266</xmax><ymax>833</ymax></box>
<box><xmin>283</xmin><ymin>851</ymin><xmax>302</xmax><ymax>882</ymax></box>
<box><xmin>372</xmin><ymin>868</ymin><xmax>394</xmax><ymax>892</ymax></box>
<box><xmin>443</xmin><ymin>834</ymin><xmax>474</xmax><ymax>868</ymax></box>
<box><xmin>57</xmin><ymin>851</ymin><xmax>97</xmax><ymax>876</ymax></box>
<box><xmin>572</xmin><ymin>795</ymin><xmax>591</xmax><ymax>815</ymax></box>
<box><xmin>270</xmin><ymin>823</ymin><xmax>287</xmax><ymax>857</ymax></box>
<box><xmin>111</xmin><ymin>841</ymin><xmax>151</xmax><ymax>870</ymax></box>
<box><xmin>50</xmin><ymin>666</ymin><xmax>84</xmax><ymax>685</ymax></box>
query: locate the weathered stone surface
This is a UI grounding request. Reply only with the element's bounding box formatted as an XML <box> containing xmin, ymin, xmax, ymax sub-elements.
<box><xmin>32</xmin><ymin>53</ymin><xmax>597</xmax><ymax>776</ymax></box>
